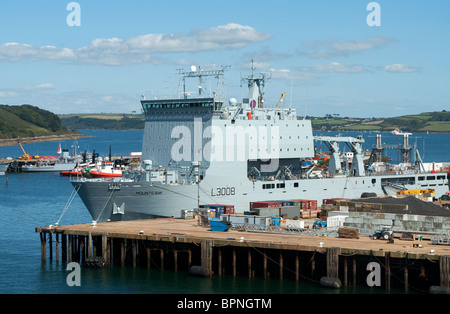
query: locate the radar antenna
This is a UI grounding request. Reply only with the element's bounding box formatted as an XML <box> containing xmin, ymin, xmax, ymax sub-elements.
<box><xmin>177</xmin><ymin>65</ymin><xmax>230</xmax><ymax>100</ymax></box>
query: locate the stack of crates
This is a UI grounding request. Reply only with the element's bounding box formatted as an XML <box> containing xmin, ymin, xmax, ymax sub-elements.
<box><xmin>322</xmin><ymin>198</ymin><xmax>348</xmax><ymax>205</ymax></box>
<box><xmin>290</xmin><ymin>199</ymin><xmax>318</xmax><ymax>218</ymax></box>
<box><xmin>181</xmin><ymin>209</ymin><xmax>194</xmax><ymax>219</ymax></box>
<box><xmin>199</xmin><ymin>204</ymin><xmax>235</xmax><ymax>218</ymax></box>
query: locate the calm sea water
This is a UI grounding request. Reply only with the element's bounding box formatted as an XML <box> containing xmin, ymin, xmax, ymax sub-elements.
<box><xmin>0</xmin><ymin>130</ymin><xmax>448</xmax><ymax>295</ymax></box>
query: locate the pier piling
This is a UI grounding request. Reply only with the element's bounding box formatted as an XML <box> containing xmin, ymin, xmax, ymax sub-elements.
<box><xmin>440</xmin><ymin>256</ymin><xmax>450</xmax><ymax>287</ymax></box>
<box><xmin>35</xmin><ymin>218</ymin><xmax>450</xmax><ymax>292</ymax></box>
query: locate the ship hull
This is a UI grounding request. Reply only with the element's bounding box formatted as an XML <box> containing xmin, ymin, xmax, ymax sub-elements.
<box><xmin>72</xmin><ymin>172</ymin><xmax>449</xmax><ymax>222</ymax></box>
<box><xmin>22</xmin><ymin>162</ymin><xmax>77</xmax><ymax>172</ymax></box>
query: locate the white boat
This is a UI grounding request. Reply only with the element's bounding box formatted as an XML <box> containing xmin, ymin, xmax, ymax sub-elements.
<box><xmin>392</xmin><ymin>129</ymin><xmax>412</xmax><ymax>136</ymax></box>
<box><xmin>22</xmin><ymin>144</ymin><xmax>77</xmax><ymax>172</ymax></box>
<box><xmin>89</xmin><ymin>161</ymin><xmax>122</xmax><ymax>178</ymax></box>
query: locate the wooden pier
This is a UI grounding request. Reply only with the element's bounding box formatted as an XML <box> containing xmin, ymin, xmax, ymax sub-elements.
<box><xmin>36</xmin><ymin>218</ymin><xmax>450</xmax><ymax>293</ymax></box>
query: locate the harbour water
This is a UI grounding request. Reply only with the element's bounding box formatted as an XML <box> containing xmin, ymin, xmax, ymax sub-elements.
<box><xmin>0</xmin><ymin>130</ymin><xmax>448</xmax><ymax>294</ymax></box>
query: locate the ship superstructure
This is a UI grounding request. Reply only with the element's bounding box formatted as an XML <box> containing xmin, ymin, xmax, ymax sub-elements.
<box><xmin>72</xmin><ymin>65</ymin><xmax>449</xmax><ymax>222</ymax></box>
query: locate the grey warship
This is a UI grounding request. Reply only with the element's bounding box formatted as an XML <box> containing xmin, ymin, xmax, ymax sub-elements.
<box><xmin>72</xmin><ymin>65</ymin><xmax>449</xmax><ymax>222</ymax></box>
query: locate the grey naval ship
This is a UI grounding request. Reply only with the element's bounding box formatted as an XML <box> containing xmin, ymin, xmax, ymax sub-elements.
<box><xmin>72</xmin><ymin>65</ymin><xmax>450</xmax><ymax>222</ymax></box>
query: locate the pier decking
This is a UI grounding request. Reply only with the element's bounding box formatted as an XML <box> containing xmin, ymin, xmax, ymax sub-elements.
<box><xmin>36</xmin><ymin>218</ymin><xmax>450</xmax><ymax>292</ymax></box>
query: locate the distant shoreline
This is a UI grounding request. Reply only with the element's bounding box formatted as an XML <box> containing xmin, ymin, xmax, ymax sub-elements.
<box><xmin>0</xmin><ymin>133</ymin><xmax>92</xmax><ymax>147</ymax></box>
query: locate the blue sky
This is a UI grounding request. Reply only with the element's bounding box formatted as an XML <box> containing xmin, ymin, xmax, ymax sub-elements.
<box><xmin>0</xmin><ymin>0</ymin><xmax>448</xmax><ymax>117</ymax></box>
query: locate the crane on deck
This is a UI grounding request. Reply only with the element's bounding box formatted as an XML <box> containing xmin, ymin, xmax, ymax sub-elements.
<box><xmin>276</xmin><ymin>92</ymin><xmax>286</xmax><ymax>108</ymax></box>
<box><xmin>17</xmin><ymin>142</ymin><xmax>32</xmax><ymax>160</ymax></box>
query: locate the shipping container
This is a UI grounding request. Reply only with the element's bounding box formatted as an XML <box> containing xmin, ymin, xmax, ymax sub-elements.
<box><xmin>270</xmin><ymin>200</ymin><xmax>294</xmax><ymax>206</ymax></box>
<box><xmin>200</xmin><ymin>204</ymin><xmax>235</xmax><ymax>218</ymax></box>
<box><xmin>253</xmin><ymin>207</ymin><xmax>280</xmax><ymax>217</ymax></box>
<box><xmin>290</xmin><ymin>199</ymin><xmax>318</xmax><ymax>210</ymax></box>
<box><xmin>221</xmin><ymin>214</ymin><xmax>270</xmax><ymax>226</ymax></box>
<box><xmin>280</xmin><ymin>205</ymin><xmax>301</xmax><ymax>218</ymax></box>
<box><xmin>250</xmin><ymin>201</ymin><xmax>282</xmax><ymax>210</ymax></box>
<box><xmin>284</xmin><ymin>219</ymin><xmax>305</xmax><ymax>229</ymax></box>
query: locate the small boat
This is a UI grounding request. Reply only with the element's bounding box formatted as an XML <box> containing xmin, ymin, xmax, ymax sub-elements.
<box><xmin>21</xmin><ymin>143</ymin><xmax>77</xmax><ymax>172</ymax></box>
<box><xmin>22</xmin><ymin>160</ymin><xmax>77</xmax><ymax>172</ymax></box>
<box><xmin>392</xmin><ymin>129</ymin><xmax>412</xmax><ymax>136</ymax></box>
<box><xmin>89</xmin><ymin>161</ymin><xmax>122</xmax><ymax>178</ymax></box>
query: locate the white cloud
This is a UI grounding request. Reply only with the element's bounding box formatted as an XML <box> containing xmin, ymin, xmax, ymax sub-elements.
<box><xmin>269</xmin><ymin>68</ymin><xmax>318</xmax><ymax>81</ymax></box>
<box><xmin>298</xmin><ymin>37</ymin><xmax>395</xmax><ymax>59</ymax></box>
<box><xmin>0</xmin><ymin>91</ymin><xmax>19</xmax><ymax>98</ymax></box>
<box><xmin>0</xmin><ymin>83</ymin><xmax>54</xmax><ymax>100</ymax></box>
<box><xmin>301</xmin><ymin>62</ymin><xmax>366</xmax><ymax>73</ymax></box>
<box><xmin>0</xmin><ymin>23</ymin><xmax>271</xmax><ymax>66</ymax></box>
<box><xmin>379</xmin><ymin>64</ymin><xmax>420</xmax><ymax>73</ymax></box>
<box><xmin>24</xmin><ymin>83</ymin><xmax>55</xmax><ymax>91</ymax></box>
<box><xmin>0</xmin><ymin>43</ymin><xmax>75</xmax><ymax>62</ymax></box>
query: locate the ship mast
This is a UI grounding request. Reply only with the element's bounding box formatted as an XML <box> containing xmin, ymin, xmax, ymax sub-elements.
<box><xmin>240</xmin><ymin>59</ymin><xmax>271</xmax><ymax>108</ymax></box>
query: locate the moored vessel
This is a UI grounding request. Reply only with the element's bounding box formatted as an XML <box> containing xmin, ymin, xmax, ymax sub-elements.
<box><xmin>71</xmin><ymin>64</ymin><xmax>450</xmax><ymax>222</ymax></box>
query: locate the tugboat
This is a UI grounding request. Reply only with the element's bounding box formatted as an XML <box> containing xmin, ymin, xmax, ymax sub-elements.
<box><xmin>89</xmin><ymin>161</ymin><xmax>122</xmax><ymax>178</ymax></box>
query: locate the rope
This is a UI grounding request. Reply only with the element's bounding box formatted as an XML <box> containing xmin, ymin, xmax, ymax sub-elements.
<box><xmin>94</xmin><ymin>187</ymin><xmax>116</xmax><ymax>222</ymax></box>
<box><xmin>55</xmin><ymin>184</ymin><xmax>81</xmax><ymax>225</ymax></box>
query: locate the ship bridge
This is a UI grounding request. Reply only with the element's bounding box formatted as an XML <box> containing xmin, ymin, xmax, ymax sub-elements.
<box><xmin>141</xmin><ymin>97</ymin><xmax>224</xmax><ymax>115</ymax></box>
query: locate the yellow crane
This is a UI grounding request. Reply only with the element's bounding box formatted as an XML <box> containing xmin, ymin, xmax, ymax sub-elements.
<box><xmin>17</xmin><ymin>142</ymin><xmax>31</xmax><ymax>160</ymax></box>
<box><xmin>276</xmin><ymin>92</ymin><xmax>286</xmax><ymax>108</ymax></box>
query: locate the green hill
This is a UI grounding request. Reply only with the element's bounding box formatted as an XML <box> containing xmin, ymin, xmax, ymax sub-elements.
<box><xmin>311</xmin><ymin>111</ymin><xmax>450</xmax><ymax>133</ymax></box>
<box><xmin>58</xmin><ymin>110</ymin><xmax>450</xmax><ymax>133</ymax></box>
<box><xmin>0</xmin><ymin>104</ymin><xmax>78</xmax><ymax>139</ymax></box>
<box><xmin>59</xmin><ymin>113</ymin><xmax>145</xmax><ymax>130</ymax></box>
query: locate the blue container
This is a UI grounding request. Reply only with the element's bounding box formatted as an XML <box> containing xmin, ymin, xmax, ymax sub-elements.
<box><xmin>210</xmin><ymin>220</ymin><xmax>230</xmax><ymax>232</ymax></box>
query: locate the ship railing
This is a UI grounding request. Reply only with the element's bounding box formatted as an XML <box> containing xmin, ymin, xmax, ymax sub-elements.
<box><xmin>249</xmin><ymin>167</ymin><xmax>434</xmax><ymax>183</ymax></box>
<box><xmin>69</xmin><ymin>177</ymin><xmax>130</xmax><ymax>183</ymax></box>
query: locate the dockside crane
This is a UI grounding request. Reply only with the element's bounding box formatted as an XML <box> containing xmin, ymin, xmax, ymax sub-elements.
<box><xmin>276</xmin><ymin>92</ymin><xmax>286</xmax><ymax>108</ymax></box>
<box><xmin>17</xmin><ymin>142</ymin><xmax>31</xmax><ymax>160</ymax></box>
